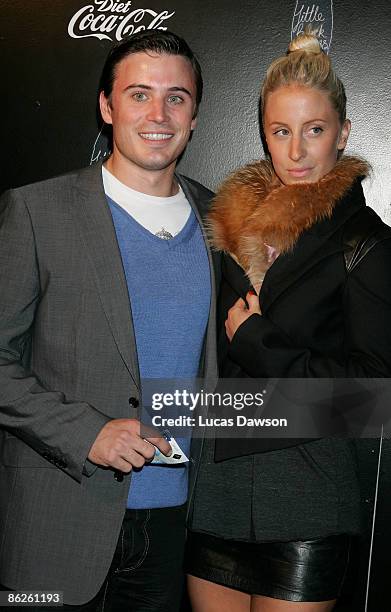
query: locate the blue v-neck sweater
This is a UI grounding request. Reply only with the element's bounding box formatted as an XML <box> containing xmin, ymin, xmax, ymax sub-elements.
<box><xmin>108</xmin><ymin>197</ymin><xmax>211</xmax><ymax>508</ymax></box>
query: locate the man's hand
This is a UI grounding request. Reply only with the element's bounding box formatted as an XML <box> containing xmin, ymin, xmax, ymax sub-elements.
<box><xmin>225</xmin><ymin>292</ymin><xmax>262</xmax><ymax>342</ymax></box>
<box><xmin>88</xmin><ymin>419</ymin><xmax>172</xmax><ymax>472</ymax></box>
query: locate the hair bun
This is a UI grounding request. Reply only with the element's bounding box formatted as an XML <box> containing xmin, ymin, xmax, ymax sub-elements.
<box><xmin>288</xmin><ymin>32</ymin><xmax>322</xmax><ymax>55</ymax></box>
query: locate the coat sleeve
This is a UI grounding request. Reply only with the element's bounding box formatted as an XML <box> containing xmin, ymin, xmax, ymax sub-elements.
<box><xmin>0</xmin><ymin>189</ymin><xmax>110</xmax><ymax>482</ymax></box>
<box><xmin>228</xmin><ymin>239</ymin><xmax>391</xmax><ymax>378</ymax></box>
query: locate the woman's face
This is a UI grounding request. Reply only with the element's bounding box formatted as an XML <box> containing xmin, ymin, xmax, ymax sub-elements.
<box><xmin>263</xmin><ymin>84</ymin><xmax>351</xmax><ymax>185</ymax></box>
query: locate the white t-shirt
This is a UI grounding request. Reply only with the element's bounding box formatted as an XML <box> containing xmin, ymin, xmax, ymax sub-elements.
<box><xmin>102</xmin><ymin>166</ymin><xmax>191</xmax><ymax>238</ymax></box>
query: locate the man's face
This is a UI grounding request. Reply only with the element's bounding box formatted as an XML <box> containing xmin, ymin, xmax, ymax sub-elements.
<box><xmin>100</xmin><ymin>52</ymin><xmax>197</xmax><ymax>177</ymax></box>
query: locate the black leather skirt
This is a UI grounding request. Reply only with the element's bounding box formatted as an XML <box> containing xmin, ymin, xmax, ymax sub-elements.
<box><xmin>185</xmin><ymin>531</ymin><xmax>351</xmax><ymax>602</ymax></box>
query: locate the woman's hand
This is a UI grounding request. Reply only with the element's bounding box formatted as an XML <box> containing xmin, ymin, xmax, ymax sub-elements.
<box><xmin>225</xmin><ymin>292</ymin><xmax>262</xmax><ymax>342</ymax></box>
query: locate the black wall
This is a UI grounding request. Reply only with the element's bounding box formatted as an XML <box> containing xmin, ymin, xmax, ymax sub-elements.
<box><xmin>1</xmin><ymin>1</ymin><xmax>391</xmax><ymax>608</ymax></box>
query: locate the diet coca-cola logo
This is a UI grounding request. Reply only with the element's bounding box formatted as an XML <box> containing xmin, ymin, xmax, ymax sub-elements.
<box><xmin>68</xmin><ymin>0</ymin><xmax>175</xmax><ymax>42</ymax></box>
<box><xmin>291</xmin><ymin>1</ymin><xmax>333</xmax><ymax>54</ymax></box>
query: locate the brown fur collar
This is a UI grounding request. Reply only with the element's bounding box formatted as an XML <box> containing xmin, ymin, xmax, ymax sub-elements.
<box><xmin>208</xmin><ymin>156</ymin><xmax>369</xmax><ymax>289</ymax></box>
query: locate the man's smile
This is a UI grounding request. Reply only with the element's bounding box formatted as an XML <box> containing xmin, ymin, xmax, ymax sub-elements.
<box><xmin>139</xmin><ymin>132</ymin><xmax>174</xmax><ymax>141</ymax></box>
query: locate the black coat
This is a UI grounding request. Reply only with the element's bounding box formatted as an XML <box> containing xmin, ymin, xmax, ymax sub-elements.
<box><xmin>215</xmin><ymin>178</ymin><xmax>391</xmax><ymax>459</ymax></box>
<box><xmin>189</xmin><ymin>161</ymin><xmax>391</xmax><ymax>542</ymax></box>
<box><xmin>224</xmin><ymin>179</ymin><xmax>391</xmax><ymax>378</ymax></box>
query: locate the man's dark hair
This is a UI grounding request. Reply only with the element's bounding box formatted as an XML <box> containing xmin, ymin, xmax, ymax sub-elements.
<box><xmin>99</xmin><ymin>30</ymin><xmax>203</xmax><ymax>115</ymax></box>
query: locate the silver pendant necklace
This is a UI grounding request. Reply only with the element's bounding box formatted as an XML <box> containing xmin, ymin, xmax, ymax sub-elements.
<box><xmin>155</xmin><ymin>227</ymin><xmax>174</xmax><ymax>240</ymax></box>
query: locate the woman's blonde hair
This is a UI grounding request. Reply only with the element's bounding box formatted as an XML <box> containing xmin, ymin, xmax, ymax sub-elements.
<box><xmin>260</xmin><ymin>32</ymin><xmax>346</xmax><ymax>124</ymax></box>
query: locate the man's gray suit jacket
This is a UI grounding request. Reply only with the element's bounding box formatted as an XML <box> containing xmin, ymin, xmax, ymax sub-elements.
<box><xmin>0</xmin><ymin>161</ymin><xmax>218</xmax><ymax>604</ymax></box>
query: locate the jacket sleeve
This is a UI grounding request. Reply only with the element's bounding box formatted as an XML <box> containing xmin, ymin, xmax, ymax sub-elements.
<box><xmin>0</xmin><ymin>189</ymin><xmax>110</xmax><ymax>482</ymax></box>
<box><xmin>228</xmin><ymin>239</ymin><xmax>391</xmax><ymax>378</ymax></box>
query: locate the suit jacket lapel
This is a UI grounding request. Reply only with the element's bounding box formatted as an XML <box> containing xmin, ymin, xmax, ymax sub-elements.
<box><xmin>70</xmin><ymin>162</ymin><xmax>140</xmax><ymax>388</ymax></box>
<box><xmin>177</xmin><ymin>174</ymin><xmax>218</xmax><ymax>387</ymax></box>
<box><xmin>176</xmin><ymin>173</ymin><xmax>221</xmax><ymax>300</ymax></box>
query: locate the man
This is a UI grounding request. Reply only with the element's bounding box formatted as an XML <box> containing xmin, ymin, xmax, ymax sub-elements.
<box><xmin>0</xmin><ymin>30</ymin><xmax>217</xmax><ymax>611</ymax></box>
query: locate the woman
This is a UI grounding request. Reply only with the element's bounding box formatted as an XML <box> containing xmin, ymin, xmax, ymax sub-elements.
<box><xmin>185</xmin><ymin>33</ymin><xmax>391</xmax><ymax>611</ymax></box>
